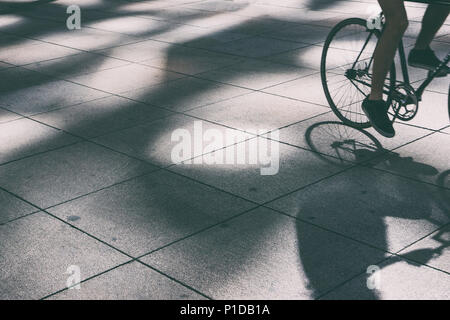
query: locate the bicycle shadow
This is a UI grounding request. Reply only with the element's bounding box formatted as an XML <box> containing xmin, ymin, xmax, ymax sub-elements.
<box><xmin>297</xmin><ymin>120</ymin><xmax>449</xmax><ymax>299</ymax></box>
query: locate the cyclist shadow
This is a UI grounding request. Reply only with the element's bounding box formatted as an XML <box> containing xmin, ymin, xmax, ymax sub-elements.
<box><xmin>298</xmin><ymin>121</ymin><xmax>448</xmax><ymax>299</ymax></box>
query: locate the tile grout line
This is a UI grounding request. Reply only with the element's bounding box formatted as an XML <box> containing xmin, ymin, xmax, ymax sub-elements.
<box><xmin>40</xmin><ymin>259</ymin><xmax>136</xmax><ymax>300</ymax></box>
<box><xmin>318</xmin><ymin>229</ymin><xmax>450</xmax><ymax>300</ymax></box>
<box><xmin>2</xmin><ymin>121</ymin><xmax>445</xmax><ymax>270</ymax></box>
<box><xmin>0</xmin><ymin>182</ymin><xmax>217</xmax><ymax>299</ymax></box>
<box><xmin>3</xmin><ymin>105</ymin><xmax>446</xmax><ymax>230</ymax></box>
<box><xmin>135</xmin><ymin>206</ymin><xmax>262</xmax><ymax>261</ymax></box>
<box><xmin>317</xmin><ymin>256</ymin><xmax>393</xmax><ymax>300</ymax></box>
<box><xmin>2</xmin><ymin>1</ymin><xmax>447</xmax><ymax>300</ymax></box>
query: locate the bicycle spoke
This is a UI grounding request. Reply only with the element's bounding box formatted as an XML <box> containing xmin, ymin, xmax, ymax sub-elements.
<box><xmin>321</xmin><ymin>18</ymin><xmax>395</xmax><ymax>128</ymax></box>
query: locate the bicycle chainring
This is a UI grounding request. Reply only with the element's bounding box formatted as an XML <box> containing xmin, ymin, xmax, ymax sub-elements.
<box><xmin>389</xmin><ymin>84</ymin><xmax>419</xmax><ymax>122</ymax></box>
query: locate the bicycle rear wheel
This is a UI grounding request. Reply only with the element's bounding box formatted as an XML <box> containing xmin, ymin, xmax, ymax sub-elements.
<box><xmin>321</xmin><ymin>18</ymin><xmax>396</xmax><ymax>128</ymax></box>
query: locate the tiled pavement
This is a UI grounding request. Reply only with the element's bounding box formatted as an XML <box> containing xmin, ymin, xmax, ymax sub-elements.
<box><xmin>0</xmin><ymin>0</ymin><xmax>449</xmax><ymax>300</ymax></box>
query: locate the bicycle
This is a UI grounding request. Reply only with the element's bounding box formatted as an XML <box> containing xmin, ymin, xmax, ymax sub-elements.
<box><xmin>320</xmin><ymin>0</ymin><xmax>450</xmax><ymax>129</ymax></box>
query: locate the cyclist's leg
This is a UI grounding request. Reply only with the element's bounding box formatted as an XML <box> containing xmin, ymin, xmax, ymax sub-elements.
<box><xmin>362</xmin><ymin>0</ymin><xmax>407</xmax><ymax>138</ymax></box>
<box><xmin>414</xmin><ymin>4</ymin><xmax>449</xmax><ymax>50</ymax></box>
<box><xmin>370</xmin><ymin>0</ymin><xmax>408</xmax><ymax>101</ymax></box>
<box><xmin>408</xmin><ymin>4</ymin><xmax>450</xmax><ymax>72</ymax></box>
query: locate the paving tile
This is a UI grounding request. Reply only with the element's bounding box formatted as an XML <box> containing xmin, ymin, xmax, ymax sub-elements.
<box><xmin>28</xmin><ymin>3</ymin><xmax>134</xmax><ymax>26</ymax></box>
<box><xmin>405</xmin><ymin>91</ymin><xmax>449</xmax><ymax>131</ymax></box>
<box><xmin>0</xmin><ymin>189</ymin><xmax>37</xmax><ymax>225</ymax></box>
<box><xmin>185</xmin><ymin>0</ymin><xmax>263</xmax><ymax>15</ymax></box>
<box><xmin>25</xmin><ymin>52</ymin><xmax>131</xmax><ymax>78</ymax></box>
<box><xmin>181</xmin><ymin>28</ymin><xmax>251</xmax><ymax>50</ymax></box>
<box><xmin>186</xmin><ymin>91</ymin><xmax>329</xmax><ymax>133</ymax></box>
<box><xmin>0</xmin><ymin>118</ymin><xmax>79</xmax><ymax>164</ymax></box>
<box><xmin>0</xmin><ymin>212</ymin><xmax>128</xmax><ymax>299</ymax></box>
<box><xmin>0</xmin><ymin>142</ymin><xmax>155</xmax><ymax>208</ymax></box>
<box><xmin>196</xmin><ymin>59</ymin><xmax>316</xmax><ymax>90</ymax></box>
<box><xmin>48</xmin><ymin>170</ymin><xmax>256</xmax><ymax>256</ymax></box>
<box><xmin>86</xmin><ymin>15</ymin><xmax>173</xmax><ymax>37</ymax></box>
<box><xmin>322</xmin><ymin>256</ymin><xmax>450</xmax><ymax>300</ymax></box>
<box><xmin>142</xmin><ymin>46</ymin><xmax>244</xmax><ymax>75</ymax></box>
<box><xmin>0</xmin><ymin>67</ymin><xmax>51</xmax><ymax>94</ymax></box>
<box><xmin>35</xmin><ymin>27</ymin><xmax>140</xmax><ymax>51</ymax></box>
<box><xmin>372</xmin><ymin>132</ymin><xmax>450</xmax><ymax>187</ymax></box>
<box><xmin>47</xmin><ymin>261</ymin><xmax>205</xmax><ymax>300</ymax></box>
<box><xmin>147</xmin><ymin>23</ymin><xmax>248</xmax><ymax>45</ymax></box>
<box><xmin>94</xmin><ymin>39</ymin><xmax>171</xmax><ymax>63</ymax></box>
<box><xmin>394</xmin><ymin>55</ymin><xmax>428</xmax><ymax>84</ymax></box>
<box><xmin>436</xmin><ymin>34</ymin><xmax>450</xmax><ymax>43</ymax></box>
<box><xmin>251</xmin><ymin>0</ymin><xmax>307</xmax><ymax>9</ymax></box>
<box><xmin>263</xmin><ymin>23</ymin><xmax>332</xmax><ymax>45</ymax></box>
<box><xmin>165</xmin><ymin>11</ymin><xmax>248</xmax><ymax>29</ymax></box>
<box><xmin>251</xmin><ymin>6</ymin><xmax>333</xmax><ymax>24</ymax></box>
<box><xmin>0</xmin><ymin>108</ymin><xmax>22</xmax><ymax>124</ymax></box>
<box><xmin>31</xmin><ymin>96</ymin><xmax>173</xmax><ymax>138</ymax></box>
<box><xmin>15</xmin><ymin>2</ymin><xmax>112</xmax><ymax>23</ymax></box>
<box><xmin>0</xmin><ymin>61</ymin><xmax>13</xmax><ymax>70</ymax></box>
<box><xmin>292</xmin><ymin>12</ymin><xmax>350</xmax><ymax>28</ymax></box>
<box><xmin>183</xmin><ymin>2</ymin><xmax>253</xmax><ymax>17</ymax></box>
<box><xmin>170</xmin><ymin>138</ymin><xmax>348</xmax><ymax>203</ymax></box>
<box><xmin>122</xmin><ymin>77</ymin><xmax>251</xmax><ymax>112</ymax></box>
<box><xmin>56</xmin><ymin>0</ymin><xmax>147</xmax><ymax>11</ymax></box>
<box><xmin>141</xmin><ymin>207</ymin><xmax>387</xmax><ymax>299</ymax></box>
<box><xmin>206</xmin><ymin>36</ymin><xmax>306</xmax><ymax>58</ymax></box>
<box><xmin>311</xmin><ymin>1</ymin><xmax>369</xmax><ymax>14</ymax></box>
<box><xmin>0</xmin><ymin>77</ymin><xmax>109</xmax><ymax>116</ymax></box>
<box><xmin>267</xmin><ymin>44</ymin><xmax>331</xmax><ymax>70</ymax></box>
<box><xmin>419</xmin><ymin>71</ymin><xmax>449</xmax><ymax>95</ymax></box>
<box><xmin>262</xmin><ymin>112</ymin><xmax>432</xmax><ymax>164</ymax></box>
<box><xmin>68</xmin><ymin>63</ymin><xmax>184</xmax><ymax>94</ymax></box>
<box><xmin>0</xmin><ymin>38</ymin><xmax>79</xmax><ymax>66</ymax></box>
<box><xmin>0</xmin><ymin>15</ymin><xmax>63</xmax><ymax>37</ymax></box>
<box><xmin>231</xmin><ymin>3</ymin><xmax>303</xmax><ymax>19</ymax></box>
<box><xmin>100</xmin><ymin>0</ymin><xmax>183</xmax><ymax>13</ymax></box>
<box><xmin>404</xmin><ymin>4</ymin><xmax>427</xmax><ymax>22</ymax></box>
<box><xmin>267</xmin><ymin>166</ymin><xmax>450</xmax><ymax>252</ymax></box>
<box><xmin>398</xmin><ymin>225</ymin><xmax>450</xmax><ymax>274</ymax></box>
<box><xmin>138</xmin><ymin>7</ymin><xmax>217</xmax><ymax>25</ymax></box>
<box><xmin>92</xmin><ymin>114</ymin><xmax>251</xmax><ymax>166</ymax></box>
<box><xmin>404</xmin><ymin>21</ymin><xmax>449</xmax><ymax>40</ymax></box>
<box><xmin>263</xmin><ymin>72</ymin><xmax>327</xmax><ymax>106</ymax></box>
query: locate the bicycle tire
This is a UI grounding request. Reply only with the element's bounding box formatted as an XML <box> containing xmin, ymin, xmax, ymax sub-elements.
<box><xmin>321</xmin><ymin>18</ymin><xmax>396</xmax><ymax>128</ymax></box>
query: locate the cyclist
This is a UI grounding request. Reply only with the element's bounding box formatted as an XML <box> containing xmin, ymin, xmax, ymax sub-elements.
<box><xmin>362</xmin><ymin>0</ymin><xmax>449</xmax><ymax>137</ymax></box>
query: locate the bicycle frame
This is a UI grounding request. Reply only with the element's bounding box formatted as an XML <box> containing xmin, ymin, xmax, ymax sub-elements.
<box><xmin>351</xmin><ymin>12</ymin><xmax>449</xmax><ymax>104</ymax></box>
<box><xmin>397</xmin><ymin>37</ymin><xmax>450</xmax><ymax>101</ymax></box>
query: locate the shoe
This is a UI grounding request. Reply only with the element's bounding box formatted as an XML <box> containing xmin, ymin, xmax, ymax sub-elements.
<box><xmin>361</xmin><ymin>98</ymin><xmax>395</xmax><ymax>138</ymax></box>
<box><xmin>408</xmin><ymin>47</ymin><xmax>449</xmax><ymax>77</ymax></box>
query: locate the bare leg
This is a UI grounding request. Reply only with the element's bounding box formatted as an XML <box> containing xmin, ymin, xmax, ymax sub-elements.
<box><xmin>415</xmin><ymin>4</ymin><xmax>450</xmax><ymax>50</ymax></box>
<box><xmin>369</xmin><ymin>0</ymin><xmax>408</xmax><ymax>101</ymax></box>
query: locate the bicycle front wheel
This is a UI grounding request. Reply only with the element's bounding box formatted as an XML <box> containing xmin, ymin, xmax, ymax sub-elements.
<box><xmin>321</xmin><ymin>18</ymin><xmax>396</xmax><ymax>128</ymax></box>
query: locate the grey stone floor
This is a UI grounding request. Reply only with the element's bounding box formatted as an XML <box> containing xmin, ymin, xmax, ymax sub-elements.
<box><xmin>0</xmin><ymin>0</ymin><xmax>449</xmax><ymax>300</ymax></box>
